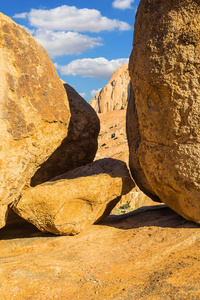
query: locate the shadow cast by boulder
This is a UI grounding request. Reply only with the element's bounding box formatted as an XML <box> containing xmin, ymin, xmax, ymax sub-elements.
<box><xmin>98</xmin><ymin>205</ymin><xmax>200</xmax><ymax>230</ymax></box>
<box><xmin>0</xmin><ymin>210</ymin><xmax>54</xmax><ymax>240</ymax></box>
<box><xmin>1</xmin><ymin>204</ymin><xmax>199</xmax><ymax>241</ymax></box>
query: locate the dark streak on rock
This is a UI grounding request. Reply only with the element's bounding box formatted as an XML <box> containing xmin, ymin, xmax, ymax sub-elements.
<box><xmin>3</xmin><ymin>97</ymin><xmax>35</xmax><ymax>139</ymax></box>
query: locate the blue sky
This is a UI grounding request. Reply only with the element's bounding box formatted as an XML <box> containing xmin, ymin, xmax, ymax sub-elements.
<box><xmin>1</xmin><ymin>0</ymin><xmax>140</xmax><ymax>102</ymax></box>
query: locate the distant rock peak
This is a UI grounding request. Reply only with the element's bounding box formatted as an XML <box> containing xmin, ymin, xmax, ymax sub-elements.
<box><xmin>90</xmin><ymin>64</ymin><xmax>130</xmax><ymax>113</ymax></box>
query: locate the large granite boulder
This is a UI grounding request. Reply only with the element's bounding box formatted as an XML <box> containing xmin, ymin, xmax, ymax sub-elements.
<box><xmin>31</xmin><ymin>82</ymin><xmax>100</xmax><ymax>186</ymax></box>
<box><xmin>13</xmin><ymin>158</ymin><xmax>134</xmax><ymax>235</ymax></box>
<box><xmin>127</xmin><ymin>0</ymin><xmax>200</xmax><ymax>223</ymax></box>
<box><xmin>0</xmin><ymin>13</ymin><xmax>70</xmax><ymax>228</ymax></box>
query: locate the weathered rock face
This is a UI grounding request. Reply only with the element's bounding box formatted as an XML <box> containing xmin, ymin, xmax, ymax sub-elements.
<box><xmin>96</xmin><ymin>109</ymin><xmax>129</xmax><ymax>163</ymax></box>
<box><xmin>95</xmin><ymin>109</ymin><xmax>160</xmax><ymax>210</ymax></box>
<box><xmin>90</xmin><ymin>64</ymin><xmax>130</xmax><ymax>113</ymax></box>
<box><xmin>127</xmin><ymin>0</ymin><xmax>200</xmax><ymax>223</ymax></box>
<box><xmin>13</xmin><ymin>158</ymin><xmax>134</xmax><ymax>235</ymax></box>
<box><xmin>1</xmin><ymin>206</ymin><xmax>200</xmax><ymax>299</ymax></box>
<box><xmin>0</xmin><ymin>13</ymin><xmax>70</xmax><ymax>228</ymax></box>
<box><xmin>31</xmin><ymin>82</ymin><xmax>100</xmax><ymax>186</ymax></box>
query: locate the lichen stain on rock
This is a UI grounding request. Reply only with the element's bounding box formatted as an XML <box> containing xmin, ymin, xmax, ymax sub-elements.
<box><xmin>180</xmin><ymin>18</ymin><xmax>200</xmax><ymax>47</ymax></box>
<box><xmin>146</xmin><ymin>84</ymin><xmax>171</xmax><ymax>113</ymax></box>
<box><xmin>6</xmin><ymin>73</ymin><xmax>16</xmax><ymax>92</ymax></box>
<box><xmin>2</xmin><ymin>97</ymin><xmax>35</xmax><ymax>139</ymax></box>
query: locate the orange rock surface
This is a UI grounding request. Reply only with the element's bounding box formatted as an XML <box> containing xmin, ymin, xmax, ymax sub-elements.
<box><xmin>31</xmin><ymin>82</ymin><xmax>100</xmax><ymax>186</ymax></box>
<box><xmin>90</xmin><ymin>64</ymin><xmax>130</xmax><ymax>113</ymax></box>
<box><xmin>1</xmin><ymin>207</ymin><xmax>200</xmax><ymax>299</ymax></box>
<box><xmin>95</xmin><ymin>109</ymin><xmax>160</xmax><ymax>210</ymax></box>
<box><xmin>96</xmin><ymin>109</ymin><xmax>129</xmax><ymax>163</ymax></box>
<box><xmin>0</xmin><ymin>13</ymin><xmax>70</xmax><ymax>228</ymax></box>
<box><xmin>127</xmin><ymin>0</ymin><xmax>200</xmax><ymax>223</ymax></box>
<box><xmin>13</xmin><ymin>159</ymin><xmax>134</xmax><ymax>235</ymax></box>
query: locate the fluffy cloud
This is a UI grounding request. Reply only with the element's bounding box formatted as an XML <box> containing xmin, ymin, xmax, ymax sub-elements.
<box><xmin>112</xmin><ymin>0</ymin><xmax>134</xmax><ymax>10</ymax></box>
<box><xmin>33</xmin><ymin>29</ymin><xmax>102</xmax><ymax>58</ymax></box>
<box><xmin>13</xmin><ymin>12</ymin><xmax>28</xmax><ymax>18</ymax></box>
<box><xmin>13</xmin><ymin>5</ymin><xmax>131</xmax><ymax>32</ymax></box>
<box><xmin>13</xmin><ymin>5</ymin><xmax>131</xmax><ymax>58</ymax></box>
<box><xmin>91</xmin><ymin>88</ymin><xmax>102</xmax><ymax>97</ymax></box>
<box><xmin>55</xmin><ymin>57</ymin><xmax>129</xmax><ymax>79</ymax></box>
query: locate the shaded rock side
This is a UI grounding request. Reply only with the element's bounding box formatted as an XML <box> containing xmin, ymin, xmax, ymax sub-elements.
<box><xmin>13</xmin><ymin>158</ymin><xmax>134</xmax><ymax>235</ymax></box>
<box><xmin>0</xmin><ymin>13</ymin><xmax>70</xmax><ymax>228</ymax></box>
<box><xmin>127</xmin><ymin>0</ymin><xmax>200</xmax><ymax>223</ymax></box>
<box><xmin>31</xmin><ymin>82</ymin><xmax>100</xmax><ymax>186</ymax></box>
<box><xmin>90</xmin><ymin>64</ymin><xmax>130</xmax><ymax>113</ymax></box>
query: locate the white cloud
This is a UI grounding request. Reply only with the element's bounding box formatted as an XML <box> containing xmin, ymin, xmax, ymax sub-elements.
<box><xmin>55</xmin><ymin>57</ymin><xmax>129</xmax><ymax>79</ymax></box>
<box><xmin>13</xmin><ymin>12</ymin><xmax>28</xmax><ymax>18</ymax></box>
<box><xmin>112</xmin><ymin>0</ymin><xmax>134</xmax><ymax>10</ymax></box>
<box><xmin>33</xmin><ymin>29</ymin><xmax>103</xmax><ymax>58</ymax></box>
<box><xmin>79</xmin><ymin>92</ymin><xmax>87</xmax><ymax>98</ymax></box>
<box><xmin>13</xmin><ymin>5</ymin><xmax>131</xmax><ymax>32</ymax></box>
<box><xmin>91</xmin><ymin>88</ymin><xmax>102</xmax><ymax>97</ymax></box>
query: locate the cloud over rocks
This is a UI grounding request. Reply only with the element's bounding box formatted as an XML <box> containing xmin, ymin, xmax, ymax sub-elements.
<box><xmin>112</xmin><ymin>0</ymin><xmax>134</xmax><ymax>10</ymax></box>
<box><xmin>13</xmin><ymin>5</ymin><xmax>131</xmax><ymax>32</ymax></box>
<box><xmin>91</xmin><ymin>89</ymin><xmax>102</xmax><ymax>97</ymax></box>
<box><xmin>55</xmin><ymin>57</ymin><xmax>129</xmax><ymax>79</ymax></box>
<box><xmin>33</xmin><ymin>29</ymin><xmax>103</xmax><ymax>58</ymax></box>
<box><xmin>13</xmin><ymin>5</ymin><xmax>131</xmax><ymax>58</ymax></box>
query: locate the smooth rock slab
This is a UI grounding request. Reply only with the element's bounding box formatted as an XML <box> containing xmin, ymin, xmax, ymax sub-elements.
<box><xmin>0</xmin><ymin>13</ymin><xmax>70</xmax><ymax>228</ymax></box>
<box><xmin>1</xmin><ymin>206</ymin><xmax>200</xmax><ymax>300</ymax></box>
<box><xmin>127</xmin><ymin>0</ymin><xmax>200</xmax><ymax>223</ymax></box>
<box><xmin>13</xmin><ymin>158</ymin><xmax>134</xmax><ymax>235</ymax></box>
